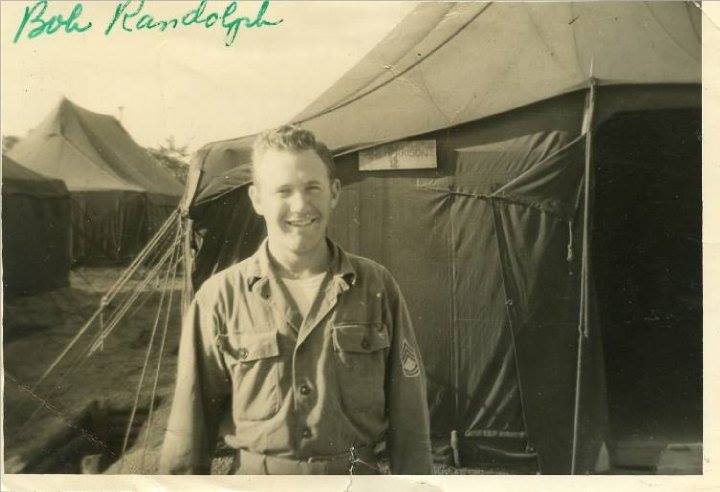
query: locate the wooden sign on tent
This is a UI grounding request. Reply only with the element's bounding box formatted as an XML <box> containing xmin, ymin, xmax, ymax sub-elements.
<box><xmin>359</xmin><ymin>140</ymin><xmax>437</xmax><ymax>171</ymax></box>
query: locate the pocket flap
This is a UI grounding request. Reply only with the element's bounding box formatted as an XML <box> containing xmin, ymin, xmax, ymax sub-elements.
<box><xmin>236</xmin><ymin>330</ymin><xmax>279</xmax><ymax>361</ymax></box>
<box><xmin>333</xmin><ymin>323</ymin><xmax>390</xmax><ymax>353</ymax></box>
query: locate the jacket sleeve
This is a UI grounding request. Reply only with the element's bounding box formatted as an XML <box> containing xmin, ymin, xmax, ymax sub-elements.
<box><xmin>383</xmin><ymin>271</ymin><xmax>433</xmax><ymax>474</ymax></box>
<box><xmin>158</xmin><ymin>294</ymin><xmax>231</xmax><ymax>474</ymax></box>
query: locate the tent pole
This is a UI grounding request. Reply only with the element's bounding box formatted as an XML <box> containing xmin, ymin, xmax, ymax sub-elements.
<box><xmin>179</xmin><ymin>154</ymin><xmax>206</xmax><ymax>311</ymax></box>
<box><xmin>571</xmin><ymin>78</ymin><xmax>597</xmax><ymax>474</ymax></box>
<box><xmin>182</xmin><ymin>216</ymin><xmax>194</xmax><ymax>313</ymax></box>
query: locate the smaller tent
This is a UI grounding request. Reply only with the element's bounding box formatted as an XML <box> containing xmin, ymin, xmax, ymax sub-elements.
<box><xmin>2</xmin><ymin>155</ymin><xmax>71</xmax><ymax>296</ymax></box>
<box><xmin>8</xmin><ymin>98</ymin><xmax>184</xmax><ymax>263</ymax></box>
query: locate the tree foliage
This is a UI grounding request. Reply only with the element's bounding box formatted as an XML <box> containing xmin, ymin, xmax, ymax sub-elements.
<box><xmin>3</xmin><ymin>135</ymin><xmax>21</xmax><ymax>153</ymax></box>
<box><xmin>147</xmin><ymin>136</ymin><xmax>189</xmax><ymax>184</ymax></box>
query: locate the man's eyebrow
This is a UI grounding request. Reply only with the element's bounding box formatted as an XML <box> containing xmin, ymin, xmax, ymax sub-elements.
<box><xmin>271</xmin><ymin>180</ymin><xmax>322</xmax><ymax>191</ymax></box>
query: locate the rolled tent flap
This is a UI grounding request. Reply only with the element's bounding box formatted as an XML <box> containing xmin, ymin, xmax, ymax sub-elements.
<box><xmin>191</xmin><ymin>162</ymin><xmax>253</xmax><ymax>208</ymax></box>
<box><xmin>489</xmin><ymin>135</ymin><xmax>607</xmax><ymax>473</ymax></box>
<box><xmin>491</xmin><ymin>134</ymin><xmax>586</xmax><ymax>220</ymax></box>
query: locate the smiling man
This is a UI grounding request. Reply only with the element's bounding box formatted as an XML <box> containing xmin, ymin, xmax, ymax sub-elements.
<box><xmin>159</xmin><ymin>125</ymin><xmax>432</xmax><ymax>475</ymax></box>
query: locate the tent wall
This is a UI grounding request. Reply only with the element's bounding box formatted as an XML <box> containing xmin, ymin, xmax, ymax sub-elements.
<box><xmin>329</xmin><ymin>97</ymin><xmax>600</xmax><ymax>473</ymax></box>
<box><xmin>70</xmin><ymin>191</ymin><xmax>179</xmax><ymax>263</ymax></box>
<box><xmin>2</xmin><ymin>193</ymin><xmax>71</xmax><ymax>296</ymax></box>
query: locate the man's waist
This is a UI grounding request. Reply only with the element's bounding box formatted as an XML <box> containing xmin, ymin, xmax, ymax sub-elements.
<box><xmin>233</xmin><ymin>445</ymin><xmax>379</xmax><ymax>474</ymax></box>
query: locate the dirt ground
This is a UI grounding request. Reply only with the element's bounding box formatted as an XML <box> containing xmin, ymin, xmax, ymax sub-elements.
<box><xmin>3</xmin><ymin>266</ymin><xmax>183</xmax><ymax>474</ymax></box>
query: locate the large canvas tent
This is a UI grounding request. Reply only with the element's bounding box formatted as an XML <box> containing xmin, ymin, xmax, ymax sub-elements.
<box><xmin>2</xmin><ymin>155</ymin><xmax>71</xmax><ymax>296</ymax></box>
<box><xmin>8</xmin><ymin>98</ymin><xmax>184</xmax><ymax>263</ymax></box>
<box><xmin>180</xmin><ymin>3</ymin><xmax>701</xmax><ymax>473</ymax></box>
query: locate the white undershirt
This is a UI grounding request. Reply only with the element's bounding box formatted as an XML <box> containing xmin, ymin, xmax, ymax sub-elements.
<box><xmin>282</xmin><ymin>272</ymin><xmax>327</xmax><ymax>319</ymax></box>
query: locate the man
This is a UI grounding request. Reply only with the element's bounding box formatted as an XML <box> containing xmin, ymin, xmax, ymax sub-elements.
<box><xmin>159</xmin><ymin>125</ymin><xmax>432</xmax><ymax>474</ymax></box>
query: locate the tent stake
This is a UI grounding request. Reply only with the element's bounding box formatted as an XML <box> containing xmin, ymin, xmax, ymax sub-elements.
<box><xmin>450</xmin><ymin>429</ymin><xmax>462</xmax><ymax>469</ymax></box>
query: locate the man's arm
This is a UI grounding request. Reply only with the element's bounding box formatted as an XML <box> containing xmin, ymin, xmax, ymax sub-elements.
<box><xmin>158</xmin><ymin>295</ymin><xmax>230</xmax><ymax>474</ymax></box>
<box><xmin>383</xmin><ymin>271</ymin><xmax>433</xmax><ymax>474</ymax></box>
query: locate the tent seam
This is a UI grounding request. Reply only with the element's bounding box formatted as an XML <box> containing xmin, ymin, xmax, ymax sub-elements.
<box><xmin>416</xmin><ymin>185</ymin><xmax>574</xmax><ymax>221</ymax></box>
<box><xmin>292</xmin><ymin>3</ymin><xmax>493</xmax><ymax>127</ymax></box>
<box><xmin>643</xmin><ymin>1</ymin><xmax>700</xmax><ymax>62</ymax></box>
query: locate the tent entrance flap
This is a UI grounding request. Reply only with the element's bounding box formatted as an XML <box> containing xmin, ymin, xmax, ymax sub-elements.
<box><xmin>489</xmin><ymin>133</ymin><xmax>607</xmax><ymax>474</ymax></box>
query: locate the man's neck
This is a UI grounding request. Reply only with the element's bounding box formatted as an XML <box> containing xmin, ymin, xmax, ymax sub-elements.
<box><xmin>268</xmin><ymin>239</ymin><xmax>331</xmax><ymax>279</ymax></box>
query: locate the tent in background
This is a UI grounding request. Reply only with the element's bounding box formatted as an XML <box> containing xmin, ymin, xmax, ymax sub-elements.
<box><xmin>180</xmin><ymin>3</ymin><xmax>701</xmax><ymax>473</ymax></box>
<box><xmin>2</xmin><ymin>155</ymin><xmax>71</xmax><ymax>296</ymax></box>
<box><xmin>8</xmin><ymin>98</ymin><xmax>184</xmax><ymax>263</ymax></box>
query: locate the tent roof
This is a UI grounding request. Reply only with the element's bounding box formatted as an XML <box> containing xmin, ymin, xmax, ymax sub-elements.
<box><xmin>189</xmin><ymin>2</ymin><xmax>700</xmax><ymax>204</ymax></box>
<box><xmin>294</xmin><ymin>1</ymin><xmax>699</xmax><ymax>151</ymax></box>
<box><xmin>195</xmin><ymin>2</ymin><xmax>699</xmax><ymax>160</ymax></box>
<box><xmin>8</xmin><ymin>98</ymin><xmax>183</xmax><ymax>196</ymax></box>
<box><xmin>2</xmin><ymin>154</ymin><xmax>69</xmax><ymax>198</ymax></box>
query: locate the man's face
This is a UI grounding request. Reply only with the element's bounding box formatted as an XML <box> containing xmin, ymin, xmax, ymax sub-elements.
<box><xmin>249</xmin><ymin>148</ymin><xmax>340</xmax><ymax>257</ymax></box>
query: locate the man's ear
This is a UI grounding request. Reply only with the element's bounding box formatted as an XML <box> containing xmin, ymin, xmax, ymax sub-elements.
<box><xmin>330</xmin><ymin>179</ymin><xmax>341</xmax><ymax>209</ymax></box>
<box><xmin>248</xmin><ymin>184</ymin><xmax>264</xmax><ymax>216</ymax></box>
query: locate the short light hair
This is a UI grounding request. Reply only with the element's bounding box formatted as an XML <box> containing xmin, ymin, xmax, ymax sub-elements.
<box><xmin>252</xmin><ymin>125</ymin><xmax>336</xmax><ymax>182</ymax></box>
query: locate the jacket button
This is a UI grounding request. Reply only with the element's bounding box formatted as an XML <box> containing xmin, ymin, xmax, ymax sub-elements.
<box><xmin>299</xmin><ymin>384</ymin><xmax>311</xmax><ymax>395</ymax></box>
<box><xmin>238</xmin><ymin>348</ymin><xmax>248</xmax><ymax>359</ymax></box>
<box><xmin>361</xmin><ymin>338</ymin><xmax>370</xmax><ymax>350</ymax></box>
<box><xmin>302</xmin><ymin>427</ymin><xmax>312</xmax><ymax>438</ymax></box>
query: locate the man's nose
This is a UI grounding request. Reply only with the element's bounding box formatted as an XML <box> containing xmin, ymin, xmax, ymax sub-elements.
<box><xmin>287</xmin><ymin>190</ymin><xmax>310</xmax><ymax>212</ymax></box>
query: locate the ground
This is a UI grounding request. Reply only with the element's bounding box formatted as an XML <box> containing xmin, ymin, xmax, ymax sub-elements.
<box><xmin>3</xmin><ymin>266</ymin><xmax>183</xmax><ymax>474</ymax></box>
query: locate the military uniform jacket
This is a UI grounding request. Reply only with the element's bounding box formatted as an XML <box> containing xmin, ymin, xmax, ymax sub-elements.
<box><xmin>159</xmin><ymin>238</ymin><xmax>433</xmax><ymax>474</ymax></box>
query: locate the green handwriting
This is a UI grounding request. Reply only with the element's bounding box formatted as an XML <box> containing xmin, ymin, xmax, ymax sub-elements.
<box><xmin>105</xmin><ymin>0</ymin><xmax>283</xmax><ymax>46</ymax></box>
<box><xmin>12</xmin><ymin>0</ymin><xmax>282</xmax><ymax>46</ymax></box>
<box><xmin>13</xmin><ymin>0</ymin><xmax>92</xmax><ymax>43</ymax></box>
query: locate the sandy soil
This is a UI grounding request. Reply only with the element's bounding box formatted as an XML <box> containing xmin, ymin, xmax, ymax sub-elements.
<box><xmin>3</xmin><ymin>266</ymin><xmax>183</xmax><ymax>474</ymax></box>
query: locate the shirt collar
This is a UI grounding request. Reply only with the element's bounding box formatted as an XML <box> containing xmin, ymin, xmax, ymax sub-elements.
<box><xmin>246</xmin><ymin>237</ymin><xmax>356</xmax><ymax>293</ymax></box>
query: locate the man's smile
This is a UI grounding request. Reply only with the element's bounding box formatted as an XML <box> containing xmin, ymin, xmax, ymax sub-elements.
<box><xmin>285</xmin><ymin>217</ymin><xmax>319</xmax><ymax>228</ymax></box>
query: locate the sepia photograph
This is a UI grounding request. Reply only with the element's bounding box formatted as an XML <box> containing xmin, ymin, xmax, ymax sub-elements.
<box><xmin>0</xmin><ymin>0</ymin><xmax>712</xmax><ymax>487</ymax></box>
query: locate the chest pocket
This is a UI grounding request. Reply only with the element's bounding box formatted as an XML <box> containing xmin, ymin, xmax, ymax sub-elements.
<box><xmin>228</xmin><ymin>330</ymin><xmax>281</xmax><ymax>421</ymax></box>
<box><xmin>332</xmin><ymin>323</ymin><xmax>390</xmax><ymax>413</ymax></box>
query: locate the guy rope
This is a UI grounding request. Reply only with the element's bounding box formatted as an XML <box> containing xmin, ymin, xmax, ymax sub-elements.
<box><xmin>20</xmin><ymin>209</ymin><xmax>188</xmax><ymax>471</ymax></box>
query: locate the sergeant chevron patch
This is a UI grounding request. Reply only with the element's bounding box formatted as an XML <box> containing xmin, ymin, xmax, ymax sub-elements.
<box><xmin>400</xmin><ymin>339</ymin><xmax>420</xmax><ymax>377</ymax></box>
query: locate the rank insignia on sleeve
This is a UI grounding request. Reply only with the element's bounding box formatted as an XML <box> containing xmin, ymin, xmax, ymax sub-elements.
<box><xmin>400</xmin><ymin>339</ymin><xmax>420</xmax><ymax>377</ymax></box>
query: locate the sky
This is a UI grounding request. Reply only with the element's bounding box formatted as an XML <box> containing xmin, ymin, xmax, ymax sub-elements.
<box><xmin>1</xmin><ymin>1</ymin><xmax>417</xmax><ymax>152</ymax></box>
